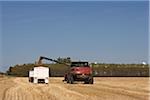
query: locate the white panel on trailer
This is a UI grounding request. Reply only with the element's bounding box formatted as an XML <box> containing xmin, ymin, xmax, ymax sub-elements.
<box><xmin>28</xmin><ymin>66</ymin><xmax>49</xmax><ymax>84</ymax></box>
<box><xmin>34</xmin><ymin>67</ymin><xmax>49</xmax><ymax>79</ymax></box>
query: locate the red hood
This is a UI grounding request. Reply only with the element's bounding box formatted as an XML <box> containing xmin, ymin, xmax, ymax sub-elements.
<box><xmin>71</xmin><ymin>67</ymin><xmax>92</xmax><ymax>74</ymax></box>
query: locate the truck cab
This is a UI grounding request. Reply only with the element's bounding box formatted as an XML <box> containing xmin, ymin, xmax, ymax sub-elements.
<box><xmin>64</xmin><ymin>62</ymin><xmax>94</xmax><ymax>84</ymax></box>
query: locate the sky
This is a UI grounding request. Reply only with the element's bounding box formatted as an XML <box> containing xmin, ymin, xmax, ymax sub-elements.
<box><xmin>0</xmin><ymin>1</ymin><xmax>149</xmax><ymax>72</ymax></box>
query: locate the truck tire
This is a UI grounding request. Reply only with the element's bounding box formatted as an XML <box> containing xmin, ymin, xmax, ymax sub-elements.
<box><xmin>84</xmin><ymin>77</ymin><xmax>94</xmax><ymax>84</ymax></box>
<box><xmin>66</xmin><ymin>75</ymin><xmax>69</xmax><ymax>83</ymax></box>
<box><xmin>68</xmin><ymin>75</ymin><xmax>74</xmax><ymax>84</ymax></box>
<box><xmin>84</xmin><ymin>78</ymin><xmax>89</xmax><ymax>84</ymax></box>
<box><xmin>89</xmin><ymin>77</ymin><xmax>94</xmax><ymax>84</ymax></box>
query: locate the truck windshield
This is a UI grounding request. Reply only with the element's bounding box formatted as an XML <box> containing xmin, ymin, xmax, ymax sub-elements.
<box><xmin>71</xmin><ymin>62</ymin><xmax>89</xmax><ymax>67</ymax></box>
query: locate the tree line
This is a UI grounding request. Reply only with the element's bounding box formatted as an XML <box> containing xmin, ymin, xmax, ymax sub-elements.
<box><xmin>5</xmin><ymin>57</ymin><xmax>149</xmax><ymax>77</ymax></box>
<box><xmin>6</xmin><ymin>63</ymin><xmax>149</xmax><ymax>77</ymax></box>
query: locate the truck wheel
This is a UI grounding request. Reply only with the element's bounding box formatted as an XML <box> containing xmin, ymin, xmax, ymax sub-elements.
<box><xmin>66</xmin><ymin>75</ymin><xmax>69</xmax><ymax>83</ymax></box>
<box><xmin>67</xmin><ymin>80</ymin><xmax>69</xmax><ymax>83</ymax></box>
<box><xmin>68</xmin><ymin>75</ymin><xmax>74</xmax><ymax>84</ymax></box>
<box><xmin>89</xmin><ymin>77</ymin><xmax>94</xmax><ymax>84</ymax></box>
<box><xmin>84</xmin><ymin>78</ymin><xmax>89</xmax><ymax>84</ymax></box>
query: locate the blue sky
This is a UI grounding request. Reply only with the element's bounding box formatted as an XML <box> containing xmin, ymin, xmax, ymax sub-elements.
<box><xmin>0</xmin><ymin>1</ymin><xmax>149</xmax><ymax>71</ymax></box>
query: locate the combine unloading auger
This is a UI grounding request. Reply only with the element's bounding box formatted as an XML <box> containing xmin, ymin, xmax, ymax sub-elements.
<box><xmin>37</xmin><ymin>56</ymin><xmax>70</xmax><ymax>66</ymax></box>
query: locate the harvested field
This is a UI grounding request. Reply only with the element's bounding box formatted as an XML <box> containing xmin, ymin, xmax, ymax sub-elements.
<box><xmin>0</xmin><ymin>77</ymin><xmax>149</xmax><ymax>100</ymax></box>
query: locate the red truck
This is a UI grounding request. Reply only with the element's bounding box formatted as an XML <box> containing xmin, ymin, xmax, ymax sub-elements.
<box><xmin>63</xmin><ymin>62</ymin><xmax>94</xmax><ymax>84</ymax></box>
